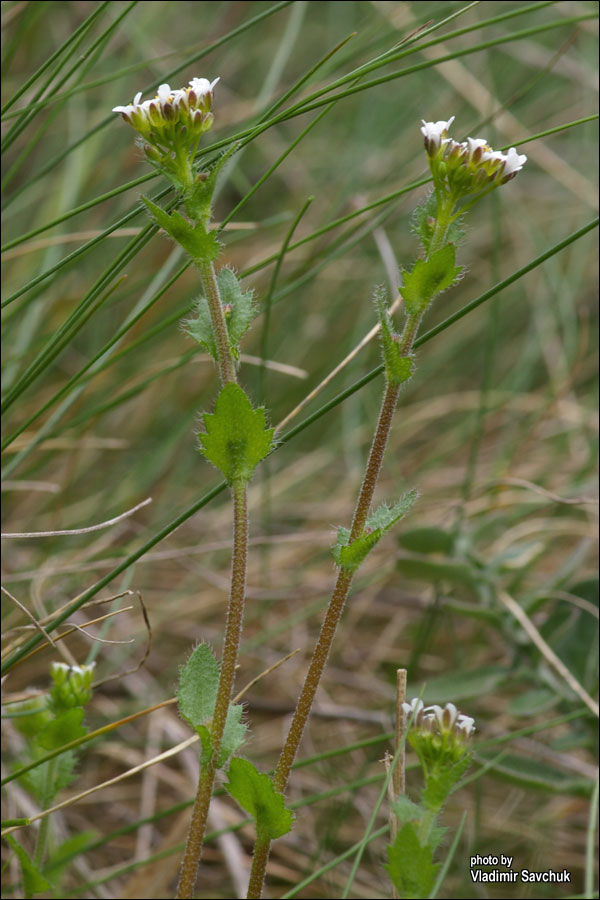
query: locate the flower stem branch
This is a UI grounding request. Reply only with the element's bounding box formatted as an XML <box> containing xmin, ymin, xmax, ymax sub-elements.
<box><xmin>247</xmin><ymin>314</ymin><xmax>420</xmax><ymax>898</ymax></box>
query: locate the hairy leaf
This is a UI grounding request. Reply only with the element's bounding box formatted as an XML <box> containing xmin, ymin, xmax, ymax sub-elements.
<box><xmin>198</xmin><ymin>383</ymin><xmax>274</xmax><ymax>484</ymax></box>
<box><xmin>142</xmin><ymin>196</ymin><xmax>220</xmax><ymax>262</ymax></box>
<box><xmin>184</xmin><ymin>298</ymin><xmax>217</xmax><ymax>360</ymax></box>
<box><xmin>177</xmin><ymin>643</ymin><xmax>220</xmax><ymax>731</ymax></box>
<box><xmin>332</xmin><ymin>490</ymin><xmax>417</xmax><ymax>572</ymax></box>
<box><xmin>386</xmin><ymin>822</ymin><xmax>440</xmax><ymax>899</ymax></box>
<box><xmin>374</xmin><ymin>286</ymin><xmax>413</xmax><ymax>385</ymax></box>
<box><xmin>37</xmin><ymin>708</ymin><xmax>86</xmax><ymax>751</ymax></box>
<box><xmin>218</xmin><ymin>267</ymin><xmax>257</xmax><ymax>358</ymax></box>
<box><xmin>401</xmin><ymin>245</ymin><xmax>462</xmax><ymax>316</ymax></box>
<box><xmin>177</xmin><ymin>643</ymin><xmax>246</xmax><ymax>768</ymax></box>
<box><xmin>225</xmin><ymin>758</ymin><xmax>294</xmax><ymax>839</ymax></box>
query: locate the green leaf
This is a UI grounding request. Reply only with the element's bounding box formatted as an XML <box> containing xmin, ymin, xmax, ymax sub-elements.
<box><xmin>218</xmin><ymin>267</ymin><xmax>257</xmax><ymax>359</ymax></box>
<box><xmin>374</xmin><ymin>286</ymin><xmax>413</xmax><ymax>385</ymax></box>
<box><xmin>184</xmin><ymin>269</ymin><xmax>257</xmax><ymax>362</ymax></box>
<box><xmin>422</xmin><ymin>754</ymin><xmax>472</xmax><ymax>812</ymax></box>
<box><xmin>37</xmin><ymin>708</ymin><xmax>86</xmax><ymax>751</ymax></box>
<box><xmin>476</xmin><ymin>751</ymin><xmax>593</xmax><ymax>796</ymax></box>
<box><xmin>396</xmin><ymin>552</ymin><xmax>485</xmax><ymax>599</ymax></box>
<box><xmin>177</xmin><ymin>643</ymin><xmax>247</xmax><ymax>769</ymax></box>
<box><xmin>397</xmin><ymin>526</ymin><xmax>454</xmax><ymax>555</ymax></box>
<box><xmin>184</xmin><ymin>297</ymin><xmax>217</xmax><ymax>361</ymax></box>
<box><xmin>401</xmin><ymin>245</ymin><xmax>462</xmax><ymax>316</ymax></box>
<box><xmin>44</xmin><ymin>830</ymin><xmax>98</xmax><ymax>880</ymax></box>
<box><xmin>5</xmin><ymin>834</ymin><xmax>53</xmax><ymax>897</ymax></box>
<box><xmin>366</xmin><ymin>493</ymin><xmax>418</xmax><ymax>531</ymax></box>
<box><xmin>332</xmin><ymin>490</ymin><xmax>417</xmax><ymax>572</ymax></box>
<box><xmin>507</xmin><ymin>688</ymin><xmax>559</xmax><ymax>717</ymax></box>
<box><xmin>225</xmin><ymin>758</ymin><xmax>295</xmax><ymax>840</ymax></box>
<box><xmin>412</xmin><ymin>194</ymin><xmax>465</xmax><ymax>254</ymax></box>
<box><xmin>332</xmin><ymin>526</ymin><xmax>381</xmax><ymax>572</ymax></box>
<box><xmin>177</xmin><ymin>643</ymin><xmax>220</xmax><ymax>731</ymax></box>
<box><xmin>198</xmin><ymin>383</ymin><xmax>274</xmax><ymax>484</ymax></box>
<box><xmin>385</xmin><ymin>822</ymin><xmax>440</xmax><ymax>899</ymax></box>
<box><xmin>219</xmin><ymin>703</ymin><xmax>247</xmax><ymax>768</ymax></box>
<box><xmin>187</xmin><ymin>143</ymin><xmax>239</xmax><ymax>224</ymax></box>
<box><xmin>409</xmin><ymin>666</ymin><xmax>508</xmax><ymax>704</ymax></box>
<box><xmin>392</xmin><ymin>794</ymin><xmax>424</xmax><ymax>824</ymax></box>
<box><xmin>142</xmin><ymin>196</ymin><xmax>220</xmax><ymax>262</ymax></box>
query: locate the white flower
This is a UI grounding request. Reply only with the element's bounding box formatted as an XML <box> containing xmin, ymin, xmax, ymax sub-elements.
<box><xmin>456</xmin><ymin>714</ymin><xmax>476</xmax><ymax>738</ymax></box>
<box><xmin>421</xmin><ymin>116</ymin><xmax>455</xmax><ymax>153</ymax></box>
<box><xmin>70</xmin><ymin>662</ymin><xmax>96</xmax><ymax>676</ymax></box>
<box><xmin>157</xmin><ymin>83</ymin><xmax>172</xmax><ymax>105</ymax></box>
<box><xmin>424</xmin><ymin>701</ymin><xmax>459</xmax><ymax>732</ymax></box>
<box><xmin>50</xmin><ymin>661</ymin><xmax>70</xmax><ymax>673</ymax></box>
<box><xmin>464</xmin><ymin>137</ymin><xmax>490</xmax><ymax>162</ymax></box>
<box><xmin>402</xmin><ymin>697</ymin><xmax>424</xmax><ymax>719</ymax></box>
<box><xmin>189</xmin><ymin>76</ymin><xmax>219</xmax><ymax>96</ymax></box>
<box><xmin>501</xmin><ymin>146</ymin><xmax>528</xmax><ymax>178</ymax></box>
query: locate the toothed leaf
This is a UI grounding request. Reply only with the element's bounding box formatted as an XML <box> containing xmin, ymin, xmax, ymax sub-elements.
<box><xmin>218</xmin><ymin>267</ymin><xmax>257</xmax><ymax>358</ymax></box>
<box><xmin>184</xmin><ymin>298</ymin><xmax>218</xmax><ymax>360</ymax></box>
<box><xmin>143</xmin><ymin>196</ymin><xmax>220</xmax><ymax>262</ymax></box>
<box><xmin>401</xmin><ymin>245</ymin><xmax>462</xmax><ymax>316</ymax></box>
<box><xmin>177</xmin><ymin>643</ymin><xmax>247</xmax><ymax>769</ymax></box>
<box><xmin>332</xmin><ymin>491</ymin><xmax>417</xmax><ymax>572</ymax></box>
<box><xmin>225</xmin><ymin>758</ymin><xmax>295</xmax><ymax>839</ymax></box>
<box><xmin>332</xmin><ymin>527</ymin><xmax>381</xmax><ymax>572</ymax></box>
<box><xmin>37</xmin><ymin>708</ymin><xmax>86</xmax><ymax>751</ymax></box>
<box><xmin>219</xmin><ymin>704</ymin><xmax>247</xmax><ymax>768</ymax></box>
<box><xmin>386</xmin><ymin>822</ymin><xmax>440</xmax><ymax>898</ymax></box>
<box><xmin>374</xmin><ymin>287</ymin><xmax>413</xmax><ymax>385</ymax></box>
<box><xmin>366</xmin><ymin>491</ymin><xmax>418</xmax><ymax>532</ymax></box>
<box><xmin>198</xmin><ymin>383</ymin><xmax>274</xmax><ymax>484</ymax></box>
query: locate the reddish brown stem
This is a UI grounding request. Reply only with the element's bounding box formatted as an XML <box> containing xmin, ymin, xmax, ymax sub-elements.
<box><xmin>177</xmin><ymin>481</ymin><xmax>248</xmax><ymax>899</ymax></box>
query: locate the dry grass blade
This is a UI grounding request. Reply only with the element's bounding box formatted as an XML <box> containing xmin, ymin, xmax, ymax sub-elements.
<box><xmin>1</xmin><ymin>497</ymin><xmax>152</xmax><ymax>538</ymax></box>
<box><xmin>498</xmin><ymin>590</ymin><xmax>599</xmax><ymax>717</ymax></box>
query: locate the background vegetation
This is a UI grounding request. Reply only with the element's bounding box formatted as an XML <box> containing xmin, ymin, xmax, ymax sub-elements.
<box><xmin>2</xmin><ymin>1</ymin><xmax>598</xmax><ymax>897</ymax></box>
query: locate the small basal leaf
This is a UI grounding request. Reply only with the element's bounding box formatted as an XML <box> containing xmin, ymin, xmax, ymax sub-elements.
<box><xmin>198</xmin><ymin>383</ymin><xmax>274</xmax><ymax>484</ymax></box>
<box><xmin>225</xmin><ymin>758</ymin><xmax>295</xmax><ymax>839</ymax></box>
<box><xmin>386</xmin><ymin>822</ymin><xmax>440</xmax><ymax>899</ymax></box>
<box><xmin>374</xmin><ymin>287</ymin><xmax>413</xmax><ymax>386</ymax></box>
<box><xmin>332</xmin><ymin>490</ymin><xmax>417</xmax><ymax>572</ymax></box>
<box><xmin>142</xmin><ymin>197</ymin><xmax>220</xmax><ymax>262</ymax></box>
<box><xmin>184</xmin><ymin>297</ymin><xmax>217</xmax><ymax>360</ymax></box>
<box><xmin>177</xmin><ymin>643</ymin><xmax>219</xmax><ymax>731</ymax></box>
<box><xmin>218</xmin><ymin>267</ymin><xmax>257</xmax><ymax>359</ymax></box>
<box><xmin>401</xmin><ymin>245</ymin><xmax>462</xmax><ymax>316</ymax></box>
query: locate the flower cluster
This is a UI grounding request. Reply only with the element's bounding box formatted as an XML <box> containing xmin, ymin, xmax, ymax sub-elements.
<box><xmin>402</xmin><ymin>698</ymin><xmax>475</xmax><ymax>775</ymax></box>
<box><xmin>50</xmin><ymin>661</ymin><xmax>96</xmax><ymax>709</ymax></box>
<box><xmin>421</xmin><ymin>116</ymin><xmax>527</xmax><ymax>198</ymax></box>
<box><xmin>113</xmin><ymin>78</ymin><xmax>219</xmax><ymax>188</ymax></box>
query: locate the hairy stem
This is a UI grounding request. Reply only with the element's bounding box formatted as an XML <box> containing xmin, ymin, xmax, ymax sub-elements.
<box><xmin>196</xmin><ymin>257</ymin><xmax>236</xmax><ymax>386</ymax></box>
<box><xmin>177</xmin><ymin>481</ymin><xmax>249</xmax><ymax>899</ymax></box>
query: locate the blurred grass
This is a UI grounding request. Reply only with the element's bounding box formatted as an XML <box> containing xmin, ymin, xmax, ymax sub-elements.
<box><xmin>1</xmin><ymin>1</ymin><xmax>598</xmax><ymax>898</ymax></box>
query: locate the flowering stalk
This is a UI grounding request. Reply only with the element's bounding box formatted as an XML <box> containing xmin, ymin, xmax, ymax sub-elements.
<box><xmin>385</xmin><ymin>698</ymin><xmax>475</xmax><ymax>897</ymax></box>
<box><xmin>113</xmin><ymin>79</ymin><xmax>273</xmax><ymax>900</ymax></box>
<box><xmin>247</xmin><ymin>116</ymin><xmax>526</xmax><ymax>898</ymax></box>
